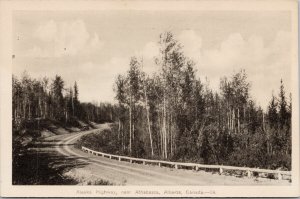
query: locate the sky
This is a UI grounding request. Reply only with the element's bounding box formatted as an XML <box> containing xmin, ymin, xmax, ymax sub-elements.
<box><xmin>12</xmin><ymin>10</ymin><xmax>292</xmax><ymax>110</ymax></box>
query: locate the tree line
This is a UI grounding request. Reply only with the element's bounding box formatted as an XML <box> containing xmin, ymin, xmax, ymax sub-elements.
<box><xmin>12</xmin><ymin>72</ymin><xmax>117</xmax><ymax>132</ymax></box>
<box><xmin>113</xmin><ymin>32</ymin><xmax>291</xmax><ymax>170</ymax></box>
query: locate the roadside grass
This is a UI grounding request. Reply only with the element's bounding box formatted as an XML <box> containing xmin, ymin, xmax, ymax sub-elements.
<box><xmin>75</xmin><ymin>127</ymin><xmax>121</xmax><ymax>155</ymax></box>
<box><xmin>87</xmin><ymin>179</ymin><xmax>114</xmax><ymax>185</ymax></box>
<box><xmin>13</xmin><ymin>145</ymin><xmax>87</xmax><ymax>185</ymax></box>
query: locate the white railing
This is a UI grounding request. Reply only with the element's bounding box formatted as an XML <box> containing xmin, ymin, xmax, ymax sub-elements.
<box><xmin>81</xmin><ymin>146</ymin><xmax>291</xmax><ymax>180</ymax></box>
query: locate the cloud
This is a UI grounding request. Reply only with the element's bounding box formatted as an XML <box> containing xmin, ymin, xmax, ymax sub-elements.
<box><xmin>73</xmin><ymin>57</ymin><xmax>130</xmax><ymax>103</ymax></box>
<box><xmin>132</xmin><ymin>41</ymin><xmax>160</xmax><ymax>74</ymax></box>
<box><xmin>177</xmin><ymin>30</ymin><xmax>291</xmax><ymax>109</ymax></box>
<box><xmin>26</xmin><ymin>19</ymin><xmax>104</xmax><ymax>57</ymax></box>
<box><xmin>35</xmin><ymin>20</ymin><xmax>57</xmax><ymax>42</ymax></box>
<box><xmin>178</xmin><ymin>30</ymin><xmax>202</xmax><ymax>61</ymax></box>
<box><xmin>25</xmin><ymin>45</ymin><xmax>49</xmax><ymax>57</ymax></box>
<box><xmin>141</xmin><ymin>41</ymin><xmax>160</xmax><ymax>59</ymax></box>
<box><xmin>74</xmin><ymin>41</ymin><xmax>161</xmax><ymax>103</ymax></box>
<box><xmin>68</xmin><ymin>30</ymin><xmax>291</xmax><ymax>108</ymax></box>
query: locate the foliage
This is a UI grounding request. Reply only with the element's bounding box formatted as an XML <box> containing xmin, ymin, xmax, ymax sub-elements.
<box><xmin>112</xmin><ymin>32</ymin><xmax>291</xmax><ymax>170</ymax></box>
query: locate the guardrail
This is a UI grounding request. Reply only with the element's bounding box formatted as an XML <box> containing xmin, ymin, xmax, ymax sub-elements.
<box><xmin>81</xmin><ymin>146</ymin><xmax>291</xmax><ymax>180</ymax></box>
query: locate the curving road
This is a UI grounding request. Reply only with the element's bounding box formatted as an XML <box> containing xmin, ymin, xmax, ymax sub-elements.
<box><xmin>48</xmin><ymin>123</ymin><xmax>289</xmax><ymax>185</ymax></box>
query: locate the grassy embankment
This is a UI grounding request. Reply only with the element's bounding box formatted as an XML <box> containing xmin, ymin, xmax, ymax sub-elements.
<box><xmin>12</xmin><ymin>118</ymin><xmax>112</xmax><ymax>185</ymax></box>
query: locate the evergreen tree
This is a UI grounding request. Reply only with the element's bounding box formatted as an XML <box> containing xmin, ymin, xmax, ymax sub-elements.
<box><xmin>278</xmin><ymin>79</ymin><xmax>288</xmax><ymax>128</ymax></box>
<box><xmin>74</xmin><ymin>81</ymin><xmax>80</xmax><ymax>117</ymax></box>
<box><xmin>267</xmin><ymin>93</ymin><xmax>278</xmax><ymax>129</ymax></box>
<box><xmin>51</xmin><ymin>75</ymin><xmax>64</xmax><ymax>121</ymax></box>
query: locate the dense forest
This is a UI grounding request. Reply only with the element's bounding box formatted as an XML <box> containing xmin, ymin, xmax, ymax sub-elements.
<box><xmin>111</xmin><ymin>32</ymin><xmax>291</xmax><ymax>170</ymax></box>
<box><xmin>12</xmin><ymin>73</ymin><xmax>117</xmax><ymax>138</ymax></box>
<box><xmin>13</xmin><ymin>31</ymin><xmax>291</xmax><ymax>171</ymax></box>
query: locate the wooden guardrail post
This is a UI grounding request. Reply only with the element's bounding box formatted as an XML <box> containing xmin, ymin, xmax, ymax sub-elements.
<box><xmin>158</xmin><ymin>162</ymin><xmax>161</xmax><ymax>167</ymax></box>
<box><xmin>195</xmin><ymin>165</ymin><xmax>199</xmax><ymax>171</ymax></box>
<box><xmin>175</xmin><ymin>164</ymin><xmax>178</xmax><ymax>169</ymax></box>
<box><xmin>130</xmin><ymin>159</ymin><xmax>132</xmax><ymax>163</ymax></box>
<box><xmin>247</xmin><ymin>170</ymin><xmax>252</xmax><ymax>178</ymax></box>
<box><xmin>278</xmin><ymin>172</ymin><xmax>282</xmax><ymax>180</ymax></box>
<box><xmin>143</xmin><ymin>161</ymin><xmax>146</xmax><ymax>165</ymax></box>
<box><xmin>219</xmin><ymin>167</ymin><xmax>223</xmax><ymax>174</ymax></box>
<box><xmin>118</xmin><ymin>157</ymin><xmax>121</xmax><ymax>161</ymax></box>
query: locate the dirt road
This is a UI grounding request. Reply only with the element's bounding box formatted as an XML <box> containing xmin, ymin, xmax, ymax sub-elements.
<box><xmin>43</xmin><ymin>123</ymin><xmax>289</xmax><ymax>185</ymax></box>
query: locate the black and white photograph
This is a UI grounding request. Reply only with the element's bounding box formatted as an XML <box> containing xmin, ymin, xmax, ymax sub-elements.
<box><xmin>0</xmin><ymin>0</ymin><xmax>299</xmax><ymax>197</ymax></box>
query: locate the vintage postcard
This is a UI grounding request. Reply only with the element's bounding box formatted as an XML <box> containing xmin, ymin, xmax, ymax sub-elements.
<box><xmin>0</xmin><ymin>0</ymin><xmax>299</xmax><ymax>197</ymax></box>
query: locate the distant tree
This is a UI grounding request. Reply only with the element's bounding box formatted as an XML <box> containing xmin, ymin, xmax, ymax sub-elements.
<box><xmin>51</xmin><ymin>75</ymin><xmax>65</xmax><ymax>121</ymax></box>
<box><xmin>267</xmin><ymin>93</ymin><xmax>278</xmax><ymax>129</ymax></box>
<box><xmin>220</xmin><ymin>70</ymin><xmax>250</xmax><ymax>133</ymax></box>
<box><xmin>74</xmin><ymin>81</ymin><xmax>80</xmax><ymax>117</ymax></box>
<box><xmin>278</xmin><ymin>79</ymin><xmax>289</xmax><ymax>128</ymax></box>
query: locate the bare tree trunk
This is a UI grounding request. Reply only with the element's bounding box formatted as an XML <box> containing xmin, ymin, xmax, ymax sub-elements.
<box><xmin>23</xmin><ymin>100</ymin><xmax>26</xmax><ymax>119</ymax></box>
<box><xmin>144</xmin><ymin>86</ymin><xmax>154</xmax><ymax>157</ymax></box>
<box><xmin>118</xmin><ymin>118</ymin><xmax>121</xmax><ymax>140</ymax></box>
<box><xmin>129</xmin><ymin>96</ymin><xmax>132</xmax><ymax>154</ymax></box>
<box><xmin>110</xmin><ymin>109</ymin><xmax>113</xmax><ymax>121</ymax></box>
<box><xmin>122</xmin><ymin>122</ymin><xmax>125</xmax><ymax>152</ymax></box>
<box><xmin>229</xmin><ymin>108</ymin><xmax>232</xmax><ymax>130</ymax></box>
<box><xmin>65</xmin><ymin>109</ymin><xmax>68</xmax><ymax>123</ymax></box>
<box><xmin>230</xmin><ymin>108</ymin><xmax>233</xmax><ymax>131</ymax></box>
<box><xmin>227</xmin><ymin>111</ymin><xmax>230</xmax><ymax>129</ymax></box>
<box><xmin>71</xmin><ymin>95</ymin><xmax>74</xmax><ymax>116</ymax></box>
<box><xmin>267</xmin><ymin>138</ymin><xmax>269</xmax><ymax>154</ymax></box>
<box><xmin>237</xmin><ymin>108</ymin><xmax>240</xmax><ymax>133</ymax></box>
<box><xmin>163</xmin><ymin>95</ymin><xmax>167</xmax><ymax>159</ymax></box>
<box><xmin>243</xmin><ymin>105</ymin><xmax>246</xmax><ymax>123</ymax></box>
<box><xmin>44</xmin><ymin>101</ymin><xmax>46</xmax><ymax>118</ymax></box>
<box><xmin>28</xmin><ymin>102</ymin><xmax>31</xmax><ymax>119</ymax></box>
<box><xmin>133</xmin><ymin>122</ymin><xmax>135</xmax><ymax>143</ymax></box>
<box><xmin>13</xmin><ymin>105</ymin><xmax>16</xmax><ymax>122</ymax></box>
<box><xmin>233</xmin><ymin>108</ymin><xmax>235</xmax><ymax>131</ymax></box>
<box><xmin>248</xmin><ymin>109</ymin><xmax>250</xmax><ymax>124</ymax></box>
<box><xmin>262</xmin><ymin>113</ymin><xmax>265</xmax><ymax>130</ymax></box>
<box><xmin>158</xmin><ymin>108</ymin><xmax>163</xmax><ymax>157</ymax></box>
<box><xmin>19</xmin><ymin>103</ymin><xmax>21</xmax><ymax>119</ymax></box>
<box><xmin>170</xmin><ymin>114</ymin><xmax>173</xmax><ymax>157</ymax></box>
